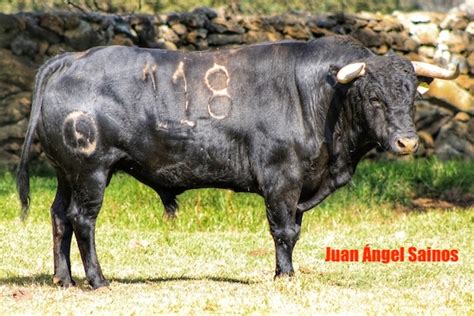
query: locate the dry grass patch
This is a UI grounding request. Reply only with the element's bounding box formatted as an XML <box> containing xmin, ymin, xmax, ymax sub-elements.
<box><xmin>1</xmin><ymin>213</ymin><xmax>473</xmax><ymax>314</ymax></box>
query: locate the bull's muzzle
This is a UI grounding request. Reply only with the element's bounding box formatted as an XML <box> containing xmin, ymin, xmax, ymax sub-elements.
<box><xmin>393</xmin><ymin>136</ymin><xmax>419</xmax><ymax>154</ymax></box>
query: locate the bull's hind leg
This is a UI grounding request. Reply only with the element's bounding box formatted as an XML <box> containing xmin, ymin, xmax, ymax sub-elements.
<box><xmin>66</xmin><ymin>169</ymin><xmax>109</xmax><ymax>289</ymax></box>
<box><xmin>51</xmin><ymin>171</ymin><xmax>75</xmax><ymax>287</ymax></box>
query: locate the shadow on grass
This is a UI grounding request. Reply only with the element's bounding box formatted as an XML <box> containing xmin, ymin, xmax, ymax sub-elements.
<box><xmin>0</xmin><ymin>273</ymin><xmax>257</xmax><ymax>287</ymax></box>
<box><xmin>110</xmin><ymin>275</ymin><xmax>258</xmax><ymax>285</ymax></box>
<box><xmin>0</xmin><ymin>273</ymin><xmax>52</xmax><ymax>286</ymax></box>
<box><xmin>408</xmin><ymin>195</ymin><xmax>474</xmax><ymax>211</ymax></box>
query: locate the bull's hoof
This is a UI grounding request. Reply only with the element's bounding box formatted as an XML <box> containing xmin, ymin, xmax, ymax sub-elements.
<box><xmin>52</xmin><ymin>275</ymin><xmax>76</xmax><ymax>288</ymax></box>
<box><xmin>163</xmin><ymin>212</ymin><xmax>177</xmax><ymax>220</ymax></box>
<box><xmin>87</xmin><ymin>278</ymin><xmax>110</xmax><ymax>290</ymax></box>
<box><xmin>274</xmin><ymin>270</ymin><xmax>295</xmax><ymax>280</ymax></box>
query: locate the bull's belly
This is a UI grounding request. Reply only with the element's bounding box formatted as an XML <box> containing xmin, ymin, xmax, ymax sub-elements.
<box><xmin>117</xmin><ymin>157</ymin><xmax>256</xmax><ymax>193</ymax></box>
<box><xmin>37</xmin><ymin>112</ymin><xmax>258</xmax><ymax>197</ymax></box>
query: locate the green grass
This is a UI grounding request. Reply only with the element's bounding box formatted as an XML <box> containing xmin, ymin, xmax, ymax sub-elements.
<box><xmin>2</xmin><ymin>158</ymin><xmax>472</xmax><ymax>231</ymax></box>
<box><xmin>0</xmin><ymin>159</ymin><xmax>473</xmax><ymax>314</ymax></box>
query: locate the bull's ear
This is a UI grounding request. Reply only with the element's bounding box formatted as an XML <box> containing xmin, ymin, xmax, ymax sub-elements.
<box><xmin>328</xmin><ymin>64</ymin><xmax>340</xmax><ymax>76</ymax></box>
<box><xmin>327</xmin><ymin>65</ymin><xmax>340</xmax><ymax>86</ymax></box>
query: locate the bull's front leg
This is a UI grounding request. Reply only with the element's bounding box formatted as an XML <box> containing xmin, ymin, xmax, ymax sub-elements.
<box><xmin>264</xmin><ymin>188</ymin><xmax>304</xmax><ymax>278</ymax></box>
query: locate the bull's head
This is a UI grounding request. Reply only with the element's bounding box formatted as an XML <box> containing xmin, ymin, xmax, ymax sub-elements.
<box><xmin>335</xmin><ymin>57</ymin><xmax>458</xmax><ymax>155</ymax></box>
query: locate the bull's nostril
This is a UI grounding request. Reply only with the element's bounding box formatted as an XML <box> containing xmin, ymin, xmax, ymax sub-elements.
<box><xmin>397</xmin><ymin>139</ymin><xmax>406</xmax><ymax>148</ymax></box>
<box><xmin>395</xmin><ymin>137</ymin><xmax>419</xmax><ymax>153</ymax></box>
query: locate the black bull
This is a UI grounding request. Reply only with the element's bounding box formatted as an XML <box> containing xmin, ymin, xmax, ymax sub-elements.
<box><xmin>17</xmin><ymin>35</ymin><xmax>456</xmax><ymax>289</ymax></box>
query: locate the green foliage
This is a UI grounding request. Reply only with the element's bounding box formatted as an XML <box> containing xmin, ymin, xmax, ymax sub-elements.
<box><xmin>1</xmin><ymin>159</ymin><xmax>472</xmax><ymax>232</ymax></box>
<box><xmin>0</xmin><ymin>0</ymin><xmax>421</xmax><ymax>14</ymax></box>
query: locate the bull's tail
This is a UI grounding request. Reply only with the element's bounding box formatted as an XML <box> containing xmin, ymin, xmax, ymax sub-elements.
<box><xmin>17</xmin><ymin>55</ymin><xmax>69</xmax><ymax>220</ymax></box>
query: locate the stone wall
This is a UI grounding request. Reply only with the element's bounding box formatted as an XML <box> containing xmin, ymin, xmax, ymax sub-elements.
<box><xmin>0</xmin><ymin>7</ymin><xmax>473</xmax><ymax>167</ymax></box>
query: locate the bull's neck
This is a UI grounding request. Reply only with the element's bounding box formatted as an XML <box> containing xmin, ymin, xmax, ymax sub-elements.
<box><xmin>301</xmin><ymin>77</ymin><xmax>376</xmax><ymax>176</ymax></box>
<box><xmin>327</xmin><ymin>88</ymin><xmax>375</xmax><ymax>172</ymax></box>
<box><xmin>296</xmin><ymin>84</ymin><xmax>376</xmax><ymax>212</ymax></box>
<box><xmin>294</xmin><ymin>50</ymin><xmax>376</xmax><ymax>169</ymax></box>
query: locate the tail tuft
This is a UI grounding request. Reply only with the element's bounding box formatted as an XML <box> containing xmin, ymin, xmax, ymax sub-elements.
<box><xmin>17</xmin><ymin>162</ymin><xmax>30</xmax><ymax>220</ymax></box>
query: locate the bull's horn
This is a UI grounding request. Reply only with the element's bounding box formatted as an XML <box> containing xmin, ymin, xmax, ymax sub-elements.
<box><xmin>336</xmin><ymin>62</ymin><xmax>366</xmax><ymax>84</ymax></box>
<box><xmin>412</xmin><ymin>62</ymin><xmax>459</xmax><ymax>80</ymax></box>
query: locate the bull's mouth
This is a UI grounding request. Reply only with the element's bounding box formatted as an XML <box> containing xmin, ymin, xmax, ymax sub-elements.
<box><xmin>393</xmin><ymin>149</ymin><xmax>417</xmax><ymax>156</ymax></box>
<box><xmin>375</xmin><ymin>143</ymin><xmax>386</xmax><ymax>153</ymax></box>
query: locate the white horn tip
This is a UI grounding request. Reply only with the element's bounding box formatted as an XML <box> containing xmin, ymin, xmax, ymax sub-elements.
<box><xmin>446</xmin><ymin>64</ymin><xmax>460</xmax><ymax>79</ymax></box>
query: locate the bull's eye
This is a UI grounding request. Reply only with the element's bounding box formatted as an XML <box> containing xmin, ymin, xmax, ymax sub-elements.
<box><xmin>369</xmin><ymin>97</ymin><xmax>383</xmax><ymax>107</ymax></box>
